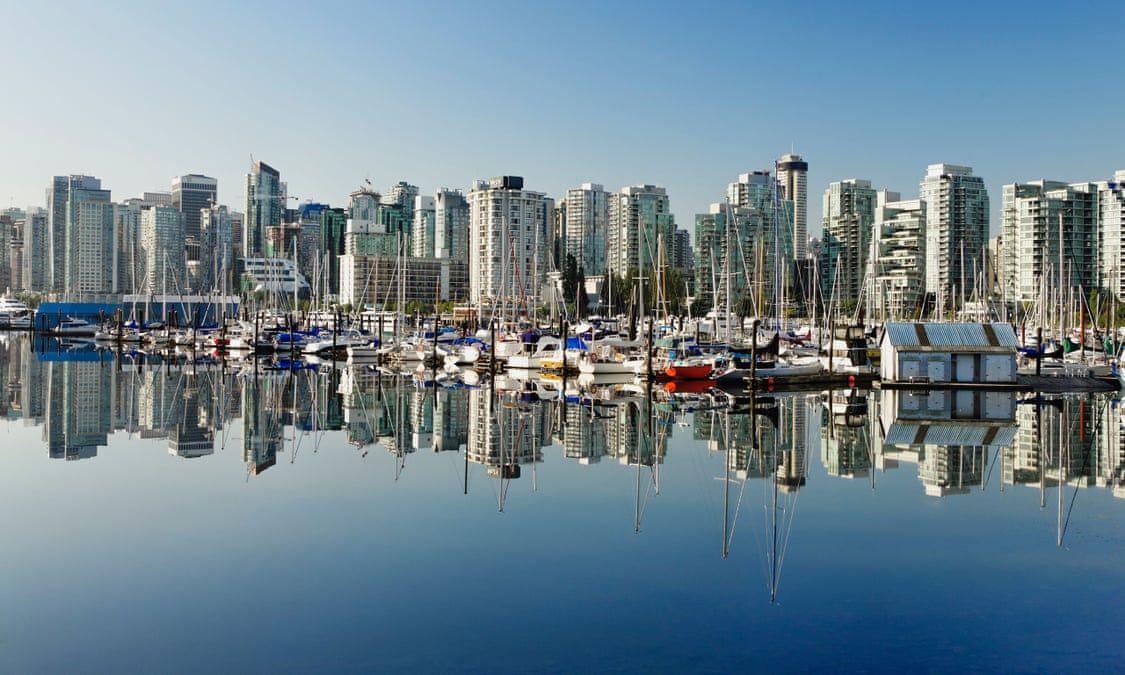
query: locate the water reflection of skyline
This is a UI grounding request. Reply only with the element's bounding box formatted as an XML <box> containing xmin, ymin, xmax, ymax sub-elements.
<box><xmin>2</xmin><ymin>334</ymin><xmax>1124</xmax><ymax>505</ymax></box>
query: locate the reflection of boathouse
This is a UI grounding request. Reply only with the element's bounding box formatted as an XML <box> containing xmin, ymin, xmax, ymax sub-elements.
<box><xmin>879</xmin><ymin>389</ymin><xmax>1017</xmax><ymax>496</ymax></box>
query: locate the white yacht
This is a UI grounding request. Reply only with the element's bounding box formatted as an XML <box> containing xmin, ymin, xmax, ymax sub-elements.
<box><xmin>0</xmin><ymin>292</ymin><xmax>33</xmax><ymax>329</ymax></box>
<box><xmin>54</xmin><ymin>316</ymin><xmax>97</xmax><ymax>335</ymax></box>
<box><xmin>238</xmin><ymin>257</ymin><xmax>310</xmax><ymax>296</ymax></box>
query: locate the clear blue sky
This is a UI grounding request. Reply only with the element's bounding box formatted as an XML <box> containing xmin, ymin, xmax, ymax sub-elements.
<box><xmin>3</xmin><ymin>0</ymin><xmax>1123</xmax><ymax>237</ymax></box>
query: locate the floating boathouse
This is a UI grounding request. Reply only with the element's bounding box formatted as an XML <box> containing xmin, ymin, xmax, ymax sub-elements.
<box><xmin>879</xmin><ymin>322</ymin><xmax>1019</xmax><ymax>387</ymax></box>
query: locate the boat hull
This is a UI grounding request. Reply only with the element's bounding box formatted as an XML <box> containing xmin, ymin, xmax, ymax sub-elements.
<box><xmin>664</xmin><ymin>363</ymin><xmax>713</xmax><ymax>380</ymax></box>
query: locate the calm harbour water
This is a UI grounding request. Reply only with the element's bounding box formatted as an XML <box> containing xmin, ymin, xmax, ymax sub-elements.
<box><xmin>1</xmin><ymin>334</ymin><xmax>1123</xmax><ymax>673</ymax></box>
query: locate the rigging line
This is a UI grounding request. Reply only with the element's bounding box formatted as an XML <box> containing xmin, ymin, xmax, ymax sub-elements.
<box><xmin>983</xmin><ymin>443</ymin><xmax>1000</xmax><ymax>490</ymax></box>
<box><xmin>505</xmin><ymin>228</ymin><xmax>532</xmax><ymax>323</ymax></box>
<box><xmin>773</xmin><ymin>484</ymin><xmax>800</xmax><ymax>593</ymax></box>
<box><xmin>1060</xmin><ymin>400</ymin><xmax>1098</xmax><ymax>546</ymax></box>
<box><xmin>726</xmin><ymin>472</ymin><xmax>749</xmax><ymax>553</ymax></box>
<box><xmin>735</xmin><ymin>439</ymin><xmax>770</xmax><ymax>584</ymax></box>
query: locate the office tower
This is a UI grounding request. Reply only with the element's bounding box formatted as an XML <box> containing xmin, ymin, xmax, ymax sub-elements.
<box><xmin>821</xmin><ymin>179</ymin><xmax>877</xmax><ymax>310</ymax></box>
<box><xmin>319</xmin><ymin>207</ymin><xmax>347</xmax><ymax>297</ymax></box>
<box><xmin>200</xmin><ymin>204</ymin><xmax>234</xmax><ymax>293</ymax></box>
<box><xmin>920</xmin><ymin>164</ymin><xmax>989</xmax><ymax>315</ymax></box>
<box><xmin>8</xmin><ymin>220</ymin><xmax>22</xmax><ymax>292</ymax></box>
<box><xmin>292</xmin><ymin>203</ymin><xmax>327</xmax><ymax>287</ymax></box>
<box><xmin>172</xmin><ymin>174</ymin><xmax>217</xmax><ymax>266</ymax></box>
<box><xmin>467</xmin><ymin>176</ymin><xmax>551</xmax><ymax>308</ymax></box>
<box><xmin>1099</xmin><ymin>170</ymin><xmax>1125</xmax><ymax>301</ymax></box>
<box><xmin>868</xmin><ymin>191</ymin><xmax>926</xmax><ymax>320</ymax></box>
<box><xmin>47</xmin><ymin>175</ymin><xmax>109</xmax><ymax>295</ymax></box>
<box><xmin>412</xmin><ymin>196</ymin><xmax>436</xmax><ymax>258</ymax></box>
<box><xmin>607</xmin><ymin>184</ymin><xmax>675</xmax><ymax>279</ymax></box>
<box><xmin>339</xmin><ymin>186</ymin><xmax>470</xmax><ymax>309</ymax></box>
<box><xmin>1001</xmin><ymin>179</ymin><xmax>1099</xmax><ymax>307</ymax></box>
<box><xmin>140</xmin><ymin>205</ymin><xmax>185</xmax><ymax>302</ymax></box>
<box><xmin>114</xmin><ymin>200</ymin><xmax>144</xmax><ymax>294</ymax></box>
<box><xmin>672</xmin><ymin>228</ymin><xmax>692</xmax><ymax>277</ymax></box>
<box><xmin>2</xmin><ymin>209</ymin><xmax>24</xmax><ymax>293</ymax></box>
<box><xmin>387</xmin><ymin>181</ymin><xmax>419</xmax><ymax>215</ymax></box>
<box><xmin>142</xmin><ymin>192</ymin><xmax>173</xmax><ymax>207</ymax></box>
<box><xmin>345</xmin><ymin>189</ymin><xmax>401</xmax><ymax>257</ymax></box>
<box><xmin>777</xmin><ymin>154</ymin><xmax>809</xmax><ymax>260</ymax></box>
<box><xmin>694</xmin><ymin>202</ymin><xmax>757</xmax><ymax>315</ymax></box>
<box><xmin>22</xmin><ymin>207</ymin><xmax>48</xmax><ymax>293</ymax></box>
<box><xmin>723</xmin><ymin>171</ymin><xmax>796</xmax><ymax>319</ymax></box>
<box><xmin>228</xmin><ymin>211</ymin><xmax>244</xmax><ymax>259</ymax></box>
<box><xmin>345</xmin><ymin>198</ymin><xmax>410</xmax><ymax>259</ymax></box>
<box><xmin>0</xmin><ymin>215</ymin><xmax>11</xmax><ymax>292</ymax></box>
<box><xmin>244</xmin><ymin>161</ymin><xmax>284</xmax><ymax>257</ymax></box>
<box><xmin>434</xmin><ymin>188</ymin><xmax>469</xmax><ymax>260</ymax></box>
<box><xmin>46</xmin><ymin>177</ymin><xmax>68</xmax><ymax>293</ymax></box>
<box><xmin>61</xmin><ymin>175</ymin><xmax>114</xmax><ymax>298</ymax></box>
<box><xmin>565</xmin><ymin>183</ymin><xmax>609</xmax><ymax>277</ymax></box>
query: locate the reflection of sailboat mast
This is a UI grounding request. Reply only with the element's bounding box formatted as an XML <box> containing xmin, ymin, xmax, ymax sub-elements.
<box><xmin>769</xmin><ymin>448</ymin><xmax>780</xmax><ymax>604</ymax></box>
<box><xmin>1058</xmin><ymin>397</ymin><xmax>1098</xmax><ymax>547</ymax></box>
<box><xmin>290</xmin><ymin>367</ymin><xmax>300</xmax><ymax>464</ymax></box>
<box><xmin>722</xmin><ymin>409</ymin><xmax>731</xmax><ymax>559</ymax></box>
<box><xmin>634</xmin><ymin>381</ymin><xmax>659</xmax><ymax>534</ymax></box>
<box><xmin>1056</xmin><ymin>398</ymin><xmax>1071</xmax><ymax>546</ymax></box>
<box><xmin>393</xmin><ymin>373</ymin><xmax>406</xmax><ymax>481</ymax></box>
<box><xmin>531</xmin><ymin>396</ymin><xmax>538</xmax><ymax>494</ymax></box>
<box><xmin>761</xmin><ymin>396</ymin><xmax>799</xmax><ymax>604</ymax></box>
<box><xmin>498</xmin><ymin>385</ymin><xmax>505</xmax><ymax>511</ymax></box>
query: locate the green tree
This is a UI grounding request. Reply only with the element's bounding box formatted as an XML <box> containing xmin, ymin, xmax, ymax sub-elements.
<box><xmin>576</xmin><ymin>266</ymin><xmax>588</xmax><ymax>318</ymax></box>
<box><xmin>562</xmin><ymin>253</ymin><xmax>579</xmax><ymax>304</ymax></box>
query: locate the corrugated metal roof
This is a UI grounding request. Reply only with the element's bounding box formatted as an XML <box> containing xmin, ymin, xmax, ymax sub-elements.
<box><xmin>884</xmin><ymin>322</ymin><xmax>1019</xmax><ymax>349</ymax></box>
<box><xmin>885</xmin><ymin>422</ymin><xmax>1018</xmax><ymax>447</ymax></box>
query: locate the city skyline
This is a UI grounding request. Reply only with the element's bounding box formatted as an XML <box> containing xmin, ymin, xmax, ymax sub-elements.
<box><xmin>4</xmin><ymin>2</ymin><xmax>1123</xmax><ymax>236</ymax></box>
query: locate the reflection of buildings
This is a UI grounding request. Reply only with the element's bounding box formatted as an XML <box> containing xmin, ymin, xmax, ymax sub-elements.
<box><xmin>604</xmin><ymin>399</ymin><xmax>664</xmax><ymax>467</ymax></box>
<box><xmin>605</xmin><ymin>401</ymin><xmax>643</xmax><ymax>464</ymax></box>
<box><xmin>242</xmin><ymin>372</ymin><xmax>286</xmax><ymax>475</ymax></box>
<box><xmin>1008</xmin><ymin>396</ymin><xmax>1109</xmax><ymax>496</ymax></box>
<box><xmin>559</xmin><ymin>400</ymin><xmax>608</xmax><ymax>464</ymax></box>
<box><xmin>169</xmin><ymin>372</ymin><xmax>214</xmax><ymax>458</ymax></box>
<box><xmin>879</xmin><ymin>389</ymin><xmax>1016</xmax><ymax>497</ymax></box>
<box><xmin>1</xmin><ymin>336</ymin><xmax>19</xmax><ymax>418</ymax></box>
<box><xmin>410</xmin><ymin>389</ymin><xmax>433</xmax><ymax>452</ymax></box>
<box><xmin>432</xmin><ymin>388</ymin><xmax>469</xmax><ymax>452</ymax></box>
<box><xmin>44</xmin><ymin>360</ymin><xmax>113</xmax><ymax>460</ymax></box>
<box><xmin>137</xmin><ymin>366</ymin><xmax>183</xmax><ymax>438</ymax></box>
<box><xmin>776</xmin><ymin>394</ymin><xmax>814</xmax><ymax>490</ymax></box>
<box><xmin>467</xmin><ymin>389</ymin><xmax>545</xmax><ymax>477</ymax></box>
<box><xmin>340</xmin><ymin>367</ymin><xmax>380</xmax><ymax>448</ymax></box>
<box><xmin>1098</xmin><ymin>404</ymin><xmax>1125</xmax><ymax>498</ymax></box>
<box><xmin>4</xmin><ymin>330</ymin><xmax>1125</xmax><ymax>506</ymax></box>
<box><xmin>20</xmin><ymin>337</ymin><xmax>47</xmax><ymax>425</ymax></box>
<box><xmin>375</xmin><ymin>380</ymin><xmax>411</xmax><ymax>464</ymax></box>
<box><xmin>821</xmin><ymin>393</ymin><xmax>872</xmax><ymax>480</ymax></box>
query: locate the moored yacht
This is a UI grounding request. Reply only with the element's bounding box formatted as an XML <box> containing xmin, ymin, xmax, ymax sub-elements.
<box><xmin>0</xmin><ymin>292</ymin><xmax>34</xmax><ymax>329</ymax></box>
